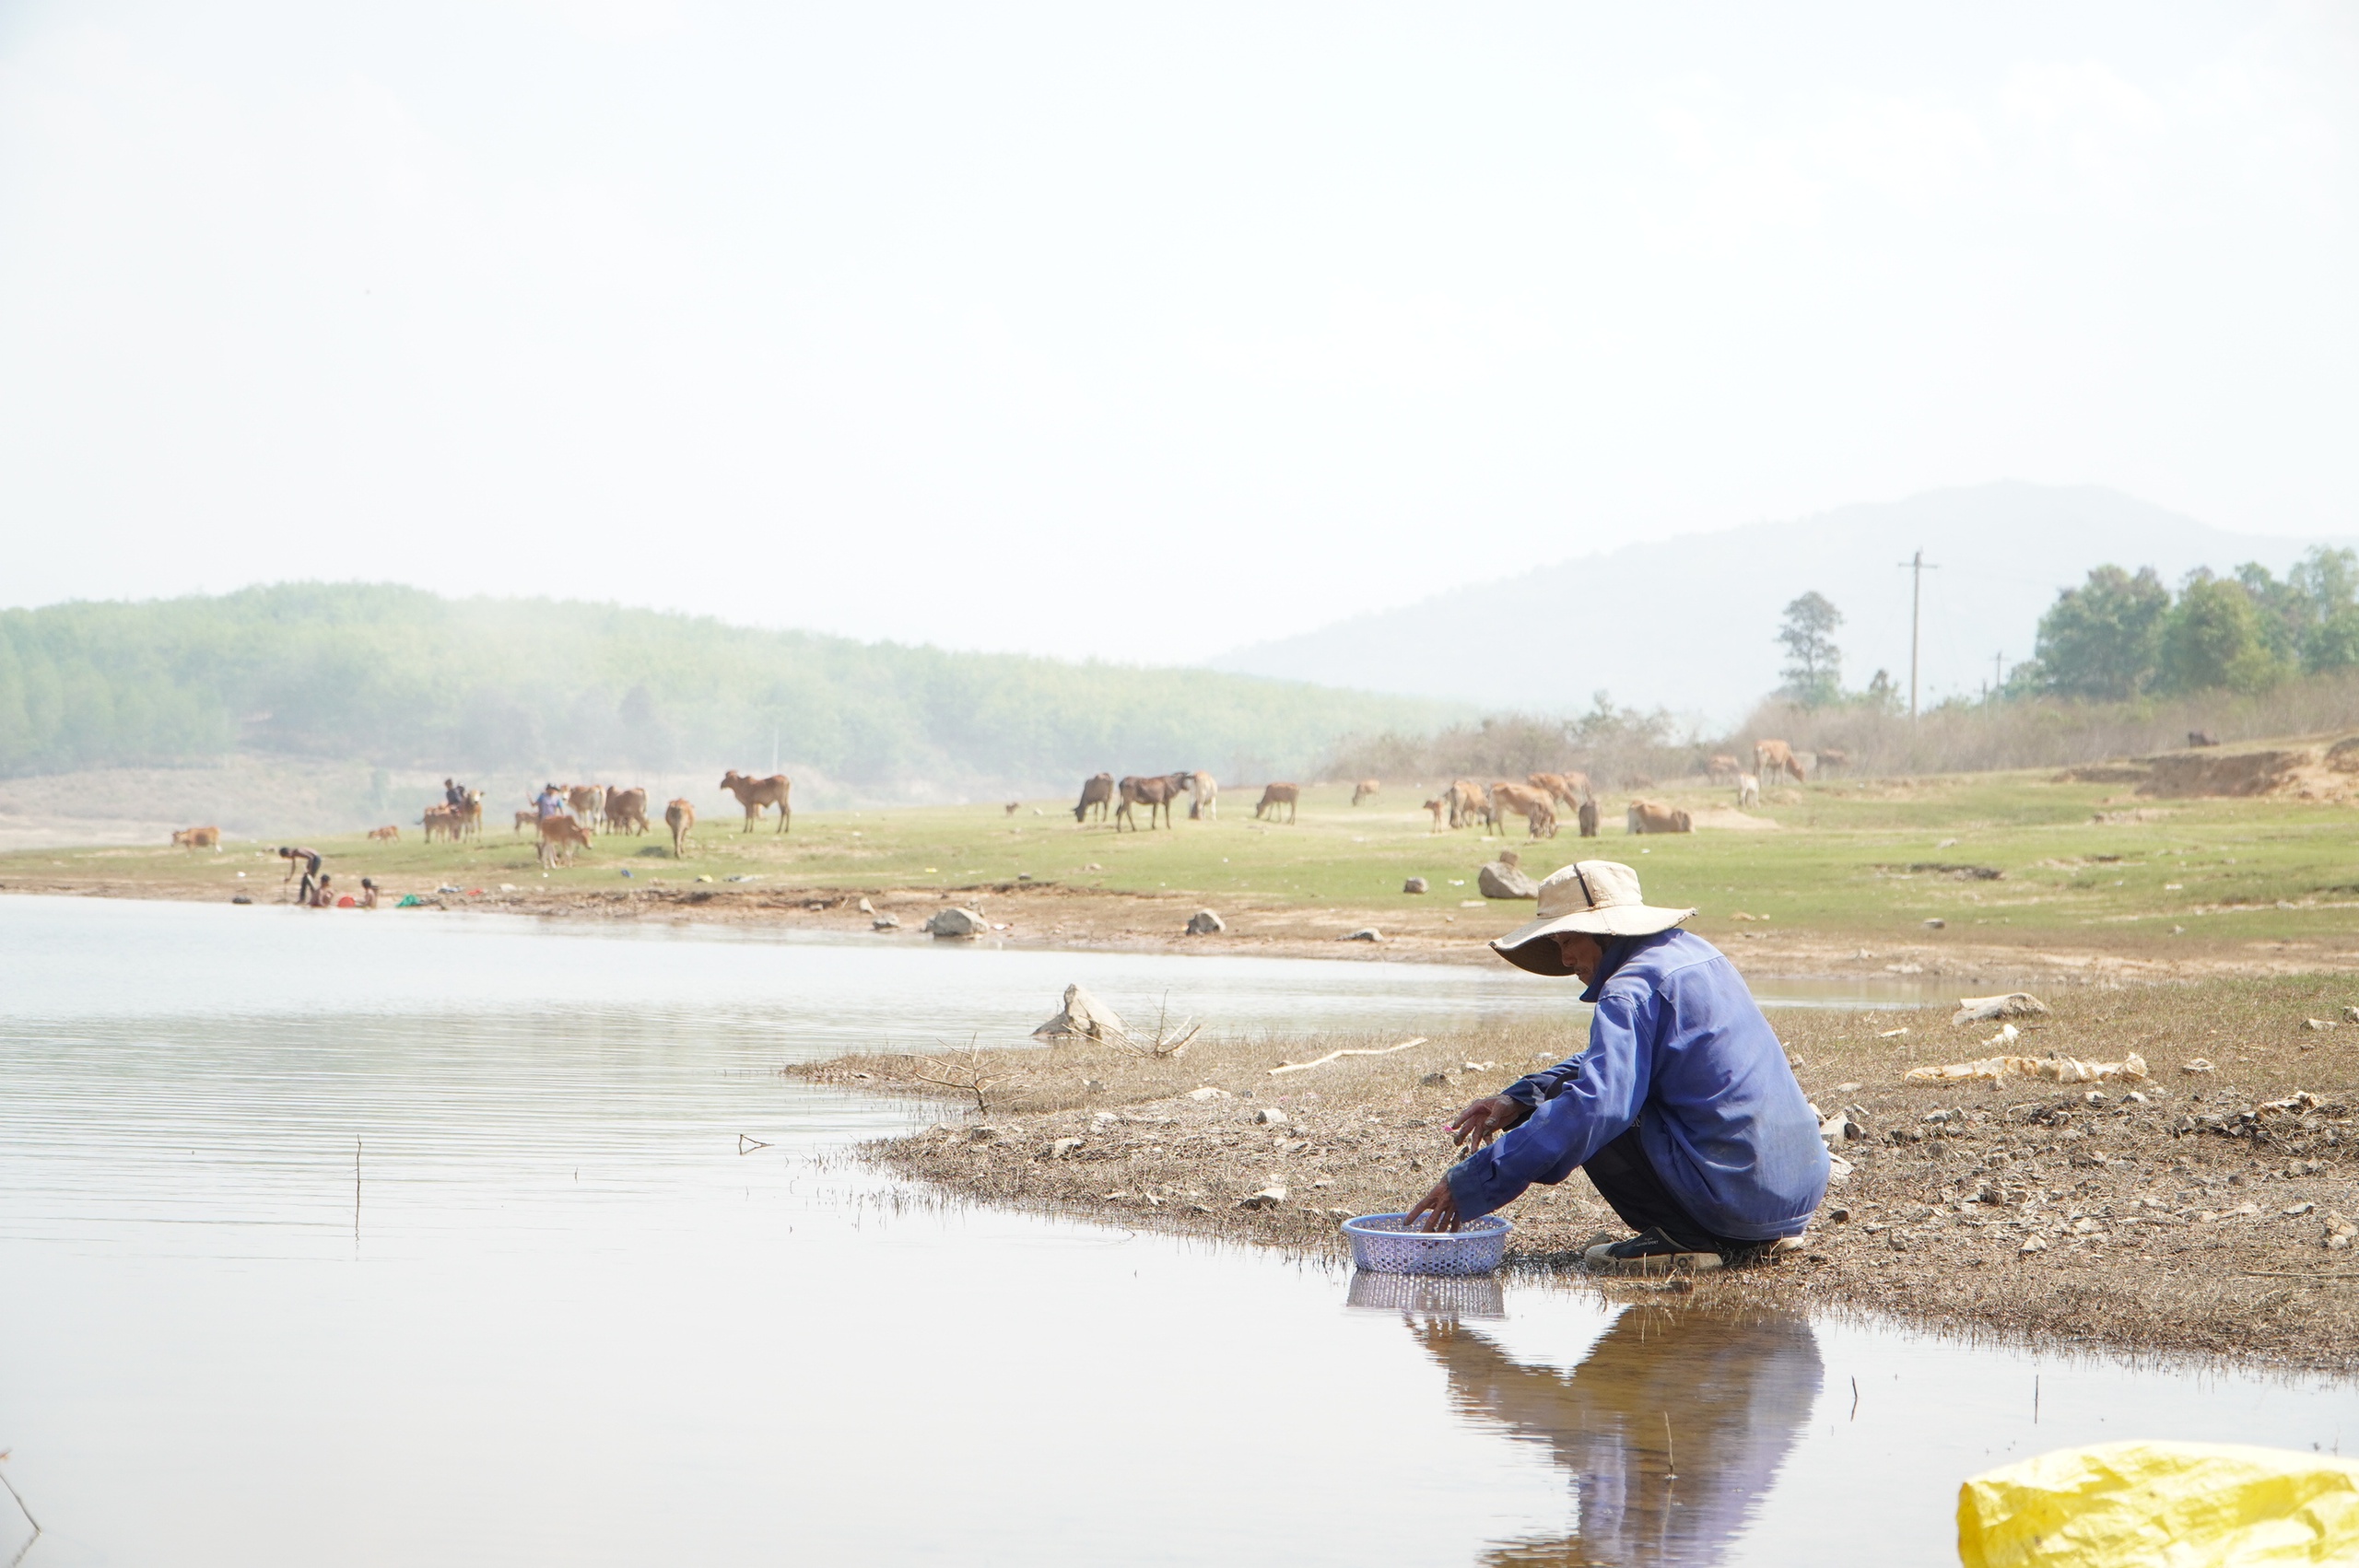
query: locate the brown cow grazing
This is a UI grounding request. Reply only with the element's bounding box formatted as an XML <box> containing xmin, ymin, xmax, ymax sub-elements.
<box><xmin>603</xmin><ymin>787</ymin><xmax>651</xmax><ymax>836</ymax></box>
<box><xmin>1489</xmin><ymin>782</ymin><xmax>1558</xmax><ymax>838</ymax></box>
<box><xmin>1705</xmin><ymin>755</ymin><xmax>1741</xmax><ymax>781</ymax></box>
<box><xmin>366</xmin><ymin>825</ymin><xmax>400</xmax><ymax>842</ymax></box>
<box><xmin>1447</xmin><ymin>778</ymin><xmax>1489</xmax><ymax>830</ymax></box>
<box><xmin>567</xmin><ymin>785</ymin><xmax>604</xmax><ymax>830</ymax></box>
<box><xmin>1115</xmin><ymin>774</ymin><xmax>1184</xmax><ymax>832</ymax></box>
<box><xmin>537</xmin><ymin>813</ymin><xmax>593</xmax><ymax>868</ymax></box>
<box><xmin>1755</xmin><ymin>735</ymin><xmax>1802</xmax><ymax>778</ymax></box>
<box><xmin>1351</xmin><ymin>779</ymin><xmax>1380</xmax><ymax>806</ymax></box>
<box><xmin>1073</xmin><ymin>772</ymin><xmax>1114</xmax><ymax>825</ymax></box>
<box><xmin>1004</xmin><ymin>801</ymin><xmax>1021</xmax><ymax>816</ymax></box>
<box><xmin>1184</xmin><ymin>771</ymin><xmax>1218</xmax><ymax>821</ymax></box>
<box><xmin>1753</xmin><ymin>740</ymin><xmax>1807</xmax><ymax>784</ymax></box>
<box><xmin>421</xmin><ymin>805</ymin><xmax>459</xmax><ymax>843</ymax></box>
<box><xmin>664</xmin><ymin>799</ymin><xmax>696</xmax><ymax>859</ymax></box>
<box><xmin>1813</xmin><ymin>747</ymin><xmax>1848</xmax><ymax>777</ymax></box>
<box><xmin>720</xmin><ymin>770</ymin><xmax>792</xmax><ymax>833</ymax></box>
<box><xmin>1577</xmin><ymin>798</ymin><xmax>1600</xmax><ymax>837</ymax></box>
<box><xmin>1424</xmin><ymin>797</ymin><xmax>1449</xmax><ymax>833</ymax></box>
<box><xmin>1253</xmin><ymin>782</ymin><xmax>1300</xmax><ymax>824</ymax></box>
<box><xmin>454</xmin><ymin>790</ymin><xmax>484</xmax><ymax>840</ymax></box>
<box><xmin>1527</xmin><ymin>772</ymin><xmax>1593</xmax><ymax>811</ymax></box>
<box><xmin>171</xmin><ymin>825</ymin><xmax>222</xmax><ymax>850</ymax></box>
<box><xmin>512</xmin><ymin>807</ymin><xmax>538</xmax><ymax>837</ymax></box>
<box><xmin>1625</xmin><ymin>799</ymin><xmax>1693</xmax><ymax>835</ymax></box>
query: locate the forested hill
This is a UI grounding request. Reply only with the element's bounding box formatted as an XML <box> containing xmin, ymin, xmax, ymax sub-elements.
<box><xmin>0</xmin><ymin>585</ymin><xmax>1460</xmax><ymax>796</ymax></box>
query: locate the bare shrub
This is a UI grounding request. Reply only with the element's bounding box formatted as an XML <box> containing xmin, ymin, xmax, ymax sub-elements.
<box><xmin>1325</xmin><ymin>696</ymin><xmax>1694</xmax><ymax>791</ymax></box>
<box><xmin>1734</xmin><ymin>669</ymin><xmax>2359</xmax><ymax>777</ymax></box>
<box><xmin>905</xmin><ymin>1036</ymin><xmax>1016</xmax><ymax>1116</ymax></box>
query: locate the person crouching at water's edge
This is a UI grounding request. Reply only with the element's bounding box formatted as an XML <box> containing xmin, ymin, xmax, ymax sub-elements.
<box><xmin>1405</xmin><ymin>860</ymin><xmax>1828</xmax><ymax>1273</ymax></box>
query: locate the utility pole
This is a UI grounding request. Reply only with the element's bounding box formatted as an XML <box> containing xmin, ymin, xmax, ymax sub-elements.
<box><xmin>1992</xmin><ymin>651</ymin><xmax>2004</xmax><ymax>696</ymax></box>
<box><xmin>1896</xmin><ymin>550</ymin><xmax>1941</xmax><ymax>718</ymax></box>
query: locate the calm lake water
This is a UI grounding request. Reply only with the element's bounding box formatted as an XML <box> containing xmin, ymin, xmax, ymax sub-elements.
<box><xmin>2</xmin><ymin>895</ymin><xmax>2353</xmax><ymax>1566</ymax></box>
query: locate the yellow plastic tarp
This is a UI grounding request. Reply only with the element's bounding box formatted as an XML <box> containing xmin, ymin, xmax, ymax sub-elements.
<box><xmin>1959</xmin><ymin>1441</ymin><xmax>2359</xmax><ymax>1567</ymax></box>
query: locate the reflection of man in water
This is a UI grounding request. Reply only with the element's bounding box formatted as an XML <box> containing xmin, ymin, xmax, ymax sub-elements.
<box><xmin>1413</xmin><ymin>1306</ymin><xmax>1823</xmax><ymax>1567</ymax></box>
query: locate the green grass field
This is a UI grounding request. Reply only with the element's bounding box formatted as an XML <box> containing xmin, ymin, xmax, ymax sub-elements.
<box><xmin>13</xmin><ymin>768</ymin><xmax>2359</xmax><ymax>959</ymax></box>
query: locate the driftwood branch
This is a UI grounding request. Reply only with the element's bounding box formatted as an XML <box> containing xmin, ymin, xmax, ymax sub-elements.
<box><xmin>1</xmin><ymin>1465</ymin><xmax>41</xmax><ymax>1568</ymax></box>
<box><xmin>1269</xmin><ymin>1037</ymin><xmax>1428</xmax><ymax>1076</ymax></box>
<box><xmin>2238</xmin><ymin>1269</ymin><xmax>2359</xmax><ymax>1281</ymax></box>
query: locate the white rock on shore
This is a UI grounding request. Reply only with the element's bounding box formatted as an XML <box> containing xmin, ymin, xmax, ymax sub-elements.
<box><xmin>1032</xmin><ymin>983</ymin><xmax>1126</xmax><ymax>1042</ymax></box>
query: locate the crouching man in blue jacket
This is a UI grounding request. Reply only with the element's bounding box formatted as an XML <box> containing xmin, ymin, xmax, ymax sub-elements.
<box><xmin>1405</xmin><ymin>860</ymin><xmax>1828</xmax><ymax>1274</ymax></box>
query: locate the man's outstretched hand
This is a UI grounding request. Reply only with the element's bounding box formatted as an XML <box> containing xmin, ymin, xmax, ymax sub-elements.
<box><xmin>1448</xmin><ymin>1094</ymin><xmax>1529</xmax><ymax>1151</ymax></box>
<box><xmin>1405</xmin><ymin>1178</ymin><xmax>1461</xmax><ymax>1234</ymax></box>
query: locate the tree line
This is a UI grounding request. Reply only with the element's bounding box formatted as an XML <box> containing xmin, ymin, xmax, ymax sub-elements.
<box><xmin>2018</xmin><ymin>549</ymin><xmax>2359</xmax><ymax>700</ymax></box>
<box><xmin>0</xmin><ymin>583</ymin><xmax>1459</xmax><ymax>788</ymax></box>
<box><xmin>1763</xmin><ymin>548</ymin><xmax>2359</xmax><ymax>715</ymax></box>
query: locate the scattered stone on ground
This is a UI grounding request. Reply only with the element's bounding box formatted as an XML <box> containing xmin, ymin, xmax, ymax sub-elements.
<box><xmin>872</xmin><ymin>914</ymin><xmax>900</xmax><ymax>930</ymax></box>
<box><xmin>1951</xmin><ymin>992</ymin><xmax>2051</xmax><ymax>1025</ymax></box>
<box><xmin>1343</xmin><ymin>928</ymin><xmax>1382</xmax><ymax>942</ymax></box>
<box><xmin>1185</xmin><ymin>909</ymin><xmax>1225</xmax><ymax>936</ymax></box>
<box><xmin>1479</xmin><ymin>860</ymin><xmax>1540</xmax><ymax>899</ymax></box>
<box><xmin>1403</xmin><ymin>877</ymin><xmax>1428</xmax><ymax>895</ymax></box>
<box><xmin>923</xmin><ymin>907</ymin><xmax>986</xmax><ymax>938</ymax></box>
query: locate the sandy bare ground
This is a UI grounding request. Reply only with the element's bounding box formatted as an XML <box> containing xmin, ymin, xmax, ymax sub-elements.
<box><xmin>797</xmin><ymin>979</ymin><xmax>2359</xmax><ymax>1374</ymax></box>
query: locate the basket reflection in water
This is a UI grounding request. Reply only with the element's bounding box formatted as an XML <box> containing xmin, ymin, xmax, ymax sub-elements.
<box><xmin>1341</xmin><ymin>1212</ymin><xmax>1511</xmax><ymax>1276</ymax></box>
<box><xmin>1344</xmin><ymin>1269</ymin><xmax>1505</xmax><ymax>1318</ymax></box>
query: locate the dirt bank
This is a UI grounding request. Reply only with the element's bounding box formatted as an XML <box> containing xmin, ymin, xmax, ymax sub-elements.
<box><xmin>9</xmin><ymin>871</ymin><xmax>2355</xmax><ymax>986</ymax></box>
<box><xmin>794</xmin><ymin>977</ymin><xmax>2359</xmax><ymax>1374</ymax></box>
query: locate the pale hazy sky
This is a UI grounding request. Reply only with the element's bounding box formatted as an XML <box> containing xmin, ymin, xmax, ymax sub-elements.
<box><xmin>3</xmin><ymin>2</ymin><xmax>2353</xmax><ymax>661</ymax></box>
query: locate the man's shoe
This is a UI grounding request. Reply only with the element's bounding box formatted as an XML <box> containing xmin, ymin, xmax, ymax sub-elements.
<box><xmin>1580</xmin><ymin>1228</ymin><xmax>1724</xmax><ymax>1275</ymax></box>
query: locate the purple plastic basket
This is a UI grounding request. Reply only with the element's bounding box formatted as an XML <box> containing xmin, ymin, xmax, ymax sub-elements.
<box><xmin>1341</xmin><ymin>1212</ymin><xmax>1512</xmax><ymax>1277</ymax></box>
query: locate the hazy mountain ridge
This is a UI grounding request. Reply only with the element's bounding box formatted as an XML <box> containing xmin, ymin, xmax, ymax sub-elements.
<box><xmin>1210</xmin><ymin>484</ymin><xmax>2337</xmax><ymax>726</ymax></box>
<box><xmin>0</xmin><ymin>584</ymin><xmax>1463</xmax><ymax>804</ymax></box>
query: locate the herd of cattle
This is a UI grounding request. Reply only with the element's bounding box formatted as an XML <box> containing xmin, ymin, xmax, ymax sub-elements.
<box><xmin>170</xmin><ymin>739</ymin><xmax>1845</xmax><ymax>863</ymax></box>
<box><xmin>1063</xmin><ymin>740</ymin><xmax>1837</xmax><ymax>842</ymax></box>
<box><xmin>402</xmin><ymin>770</ymin><xmax>798</xmax><ymax>866</ymax></box>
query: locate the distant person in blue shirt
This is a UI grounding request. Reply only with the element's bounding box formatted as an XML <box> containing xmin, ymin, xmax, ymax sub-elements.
<box><xmin>1405</xmin><ymin>860</ymin><xmax>1829</xmax><ymax>1273</ymax></box>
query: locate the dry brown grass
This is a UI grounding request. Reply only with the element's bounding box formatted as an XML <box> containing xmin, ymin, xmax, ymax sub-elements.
<box><xmin>798</xmin><ymin>976</ymin><xmax>2359</xmax><ymax>1372</ymax></box>
<box><xmin>1737</xmin><ymin>672</ymin><xmax>2359</xmax><ymax>778</ymax></box>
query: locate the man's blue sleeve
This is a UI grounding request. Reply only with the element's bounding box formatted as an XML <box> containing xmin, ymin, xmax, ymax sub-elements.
<box><xmin>1501</xmin><ymin>1052</ymin><xmax>1580</xmax><ymax>1107</ymax></box>
<box><xmin>1446</xmin><ymin>987</ymin><xmax>1656</xmax><ymax>1221</ymax></box>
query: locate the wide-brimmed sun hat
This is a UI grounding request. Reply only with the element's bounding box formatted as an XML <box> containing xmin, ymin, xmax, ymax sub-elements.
<box><xmin>1490</xmin><ymin>860</ymin><xmax>1696</xmax><ymax>977</ymax></box>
